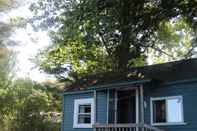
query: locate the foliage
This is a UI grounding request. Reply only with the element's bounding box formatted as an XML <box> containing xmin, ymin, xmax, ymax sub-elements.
<box><xmin>0</xmin><ymin>0</ymin><xmax>8</xmax><ymax>10</ymax></box>
<box><xmin>0</xmin><ymin>0</ymin><xmax>18</xmax><ymax>11</ymax></box>
<box><xmin>0</xmin><ymin>0</ymin><xmax>25</xmax><ymax>47</ymax></box>
<box><xmin>37</xmin><ymin>37</ymin><xmax>114</xmax><ymax>80</ymax></box>
<box><xmin>0</xmin><ymin>1</ymin><xmax>62</xmax><ymax>131</ymax></box>
<box><xmin>0</xmin><ymin>79</ymin><xmax>61</xmax><ymax>131</ymax></box>
<box><xmin>148</xmin><ymin>18</ymin><xmax>197</xmax><ymax>63</ymax></box>
<box><xmin>30</xmin><ymin>0</ymin><xmax>197</xmax><ymax>80</ymax></box>
<box><xmin>0</xmin><ymin>48</ymin><xmax>61</xmax><ymax>131</ymax></box>
<box><xmin>0</xmin><ymin>80</ymin><xmax>61</xmax><ymax>131</ymax></box>
<box><xmin>10</xmin><ymin>80</ymin><xmax>61</xmax><ymax>131</ymax></box>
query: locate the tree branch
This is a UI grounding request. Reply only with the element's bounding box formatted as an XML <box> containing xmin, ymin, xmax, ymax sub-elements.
<box><xmin>98</xmin><ymin>32</ymin><xmax>113</xmax><ymax>56</ymax></box>
<box><xmin>134</xmin><ymin>41</ymin><xmax>176</xmax><ymax>60</ymax></box>
<box><xmin>184</xmin><ymin>47</ymin><xmax>195</xmax><ymax>58</ymax></box>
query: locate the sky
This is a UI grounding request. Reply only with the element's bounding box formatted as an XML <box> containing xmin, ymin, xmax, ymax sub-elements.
<box><xmin>0</xmin><ymin>0</ymin><xmax>55</xmax><ymax>82</ymax></box>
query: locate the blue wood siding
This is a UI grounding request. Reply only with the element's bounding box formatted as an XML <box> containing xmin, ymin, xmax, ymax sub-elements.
<box><xmin>144</xmin><ymin>81</ymin><xmax>197</xmax><ymax>131</ymax></box>
<box><xmin>62</xmin><ymin>91</ymin><xmax>107</xmax><ymax>131</ymax></box>
<box><xmin>96</xmin><ymin>90</ymin><xmax>108</xmax><ymax>124</ymax></box>
<box><xmin>62</xmin><ymin>92</ymin><xmax>93</xmax><ymax>131</ymax></box>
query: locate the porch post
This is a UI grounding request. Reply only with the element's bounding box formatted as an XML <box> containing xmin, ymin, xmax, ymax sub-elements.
<box><xmin>94</xmin><ymin>90</ymin><xmax>97</xmax><ymax>124</ymax></box>
<box><xmin>107</xmin><ymin>89</ymin><xmax>109</xmax><ymax>124</ymax></box>
<box><xmin>139</xmin><ymin>85</ymin><xmax>144</xmax><ymax>130</ymax></box>
<box><xmin>114</xmin><ymin>89</ymin><xmax>118</xmax><ymax>124</ymax></box>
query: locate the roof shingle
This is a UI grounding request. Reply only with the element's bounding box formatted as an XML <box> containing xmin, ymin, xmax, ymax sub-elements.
<box><xmin>65</xmin><ymin>58</ymin><xmax>197</xmax><ymax>92</ymax></box>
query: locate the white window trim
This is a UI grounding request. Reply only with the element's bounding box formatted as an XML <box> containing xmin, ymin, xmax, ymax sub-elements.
<box><xmin>150</xmin><ymin>96</ymin><xmax>186</xmax><ymax>126</ymax></box>
<box><xmin>73</xmin><ymin>98</ymin><xmax>95</xmax><ymax>128</ymax></box>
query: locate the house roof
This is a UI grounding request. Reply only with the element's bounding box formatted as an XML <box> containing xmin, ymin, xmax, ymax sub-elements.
<box><xmin>65</xmin><ymin>58</ymin><xmax>197</xmax><ymax>92</ymax></box>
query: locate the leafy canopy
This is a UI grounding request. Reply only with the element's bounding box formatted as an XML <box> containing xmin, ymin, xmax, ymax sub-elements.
<box><xmin>31</xmin><ymin>0</ymin><xmax>197</xmax><ymax>80</ymax></box>
<box><xmin>0</xmin><ymin>47</ymin><xmax>61</xmax><ymax>131</ymax></box>
<box><xmin>0</xmin><ymin>0</ymin><xmax>18</xmax><ymax>11</ymax></box>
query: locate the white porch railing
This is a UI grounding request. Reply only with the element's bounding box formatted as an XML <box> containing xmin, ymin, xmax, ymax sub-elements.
<box><xmin>93</xmin><ymin>123</ymin><xmax>163</xmax><ymax>131</ymax></box>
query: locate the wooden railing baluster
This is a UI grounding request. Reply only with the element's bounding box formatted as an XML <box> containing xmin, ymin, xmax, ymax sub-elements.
<box><xmin>93</xmin><ymin>123</ymin><xmax>163</xmax><ymax>131</ymax></box>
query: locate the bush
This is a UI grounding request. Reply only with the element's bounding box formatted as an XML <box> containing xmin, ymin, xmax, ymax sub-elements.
<box><xmin>0</xmin><ymin>79</ymin><xmax>61</xmax><ymax>131</ymax></box>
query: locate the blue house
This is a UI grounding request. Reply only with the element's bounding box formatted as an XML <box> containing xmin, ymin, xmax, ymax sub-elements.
<box><xmin>62</xmin><ymin>58</ymin><xmax>197</xmax><ymax>131</ymax></box>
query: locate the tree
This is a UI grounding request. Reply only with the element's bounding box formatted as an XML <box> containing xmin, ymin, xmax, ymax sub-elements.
<box><xmin>0</xmin><ymin>48</ymin><xmax>61</xmax><ymax>131</ymax></box>
<box><xmin>0</xmin><ymin>47</ymin><xmax>15</xmax><ymax>130</ymax></box>
<box><xmin>0</xmin><ymin>2</ymin><xmax>62</xmax><ymax>130</ymax></box>
<box><xmin>0</xmin><ymin>0</ymin><xmax>8</xmax><ymax>10</ymax></box>
<box><xmin>31</xmin><ymin>0</ymin><xmax>197</xmax><ymax>80</ymax></box>
<box><xmin>148</xmin><ymin>18</ymin><xmax>197</xmax><ymax>64</ymax></box>
<box><xmin>0</xmin><ymin>0</ymin><xmax>19</xmax><ymax>11</ymax></box>
<box><xmin>0</xmin><ymin>0</ymin><xmax>22</xmax><ymax>47</ymax></box>
<box><xmin>11</xmin><ymin>79</ymin><xmax>61</xmax><ymax>131</ymax></box>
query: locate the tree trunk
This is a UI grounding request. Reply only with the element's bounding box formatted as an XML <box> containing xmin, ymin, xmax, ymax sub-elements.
<box><xmin>116</xmin><ymin>0</ymin><xmax>131</xmax><ymax>71</ymax></box>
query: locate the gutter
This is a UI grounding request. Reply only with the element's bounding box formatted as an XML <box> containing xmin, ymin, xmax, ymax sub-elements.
<box><xmin>162</xmin><ymin>78</ymin><xmax>197</xmax><ymax>86</ymax></box>
<box><xmin>63</xmin><ymin>79</ymin><xmax>151</xmax><ymax>95</ymax></box>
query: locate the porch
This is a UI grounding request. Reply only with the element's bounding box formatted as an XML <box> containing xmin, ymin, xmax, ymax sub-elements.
<box><xmin>93</xmin><ymin>85</ymin><xmax>163</xmax><ymax>131</ymax></box>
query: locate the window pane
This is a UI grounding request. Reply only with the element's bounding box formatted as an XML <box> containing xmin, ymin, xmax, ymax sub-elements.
<box><xmin>79</xmin><ymin>105</ymin><xmax>91</xmax><ymax>113</ymax></box>
<box><xmin>167</xmin><ymin>98</ymin><xmax>183</xmax><ymax>122</ymax></box>
<box><xmin>153</xmin><ymin>100</ymin><xmax>166</xmax><ymax>123</ymax></box>
<box><xmin>78</xmin><ymin>114</ymin><xmax>91</xmax><ymax>123</ymax></box>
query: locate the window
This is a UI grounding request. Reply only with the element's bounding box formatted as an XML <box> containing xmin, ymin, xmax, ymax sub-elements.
<box><xmin>78</xmin><ymin>105</ymin><xmax>91</xmax><ymax>124</ymax></box>
<box><xmin>73</xmin><ymin>98</ymin><xmax>94</xmax><ymax>128</ymax></box>
<box><xmin>153</xmin><ymin>100</ymin><xmax>166</xmax><ymax>123</ymax></box>
<box><xmin>151</xmin><ymin>96</ymin><xmax>184</xmax><ymax>125</ymax></box>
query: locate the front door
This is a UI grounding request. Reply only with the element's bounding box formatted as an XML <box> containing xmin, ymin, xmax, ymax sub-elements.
<box><xmin>117</xmin><ymin>90</ymin><xmax>136</xmax><ymax>123</ymax></box>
